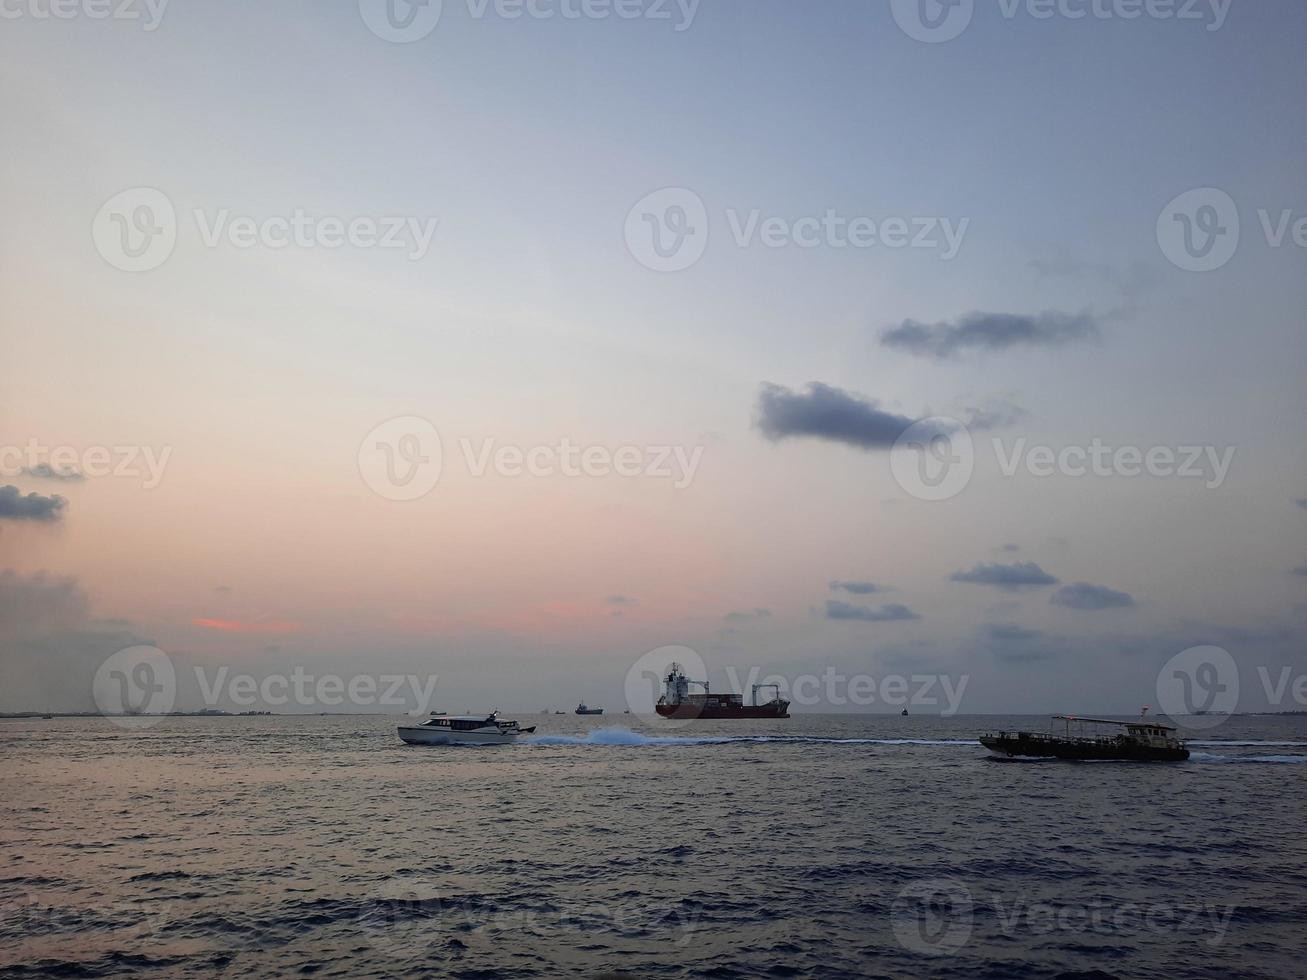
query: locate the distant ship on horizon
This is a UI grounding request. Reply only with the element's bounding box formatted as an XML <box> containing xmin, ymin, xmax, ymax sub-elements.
<box><xmin>575</xmin><ymin>703</ymin><xmax>604</xmax><ymax>715</ymax></box>
<box><xmin>655</xmin><ymin>663</ymin><xmax>790</xmax><ymax>719</ymax></box>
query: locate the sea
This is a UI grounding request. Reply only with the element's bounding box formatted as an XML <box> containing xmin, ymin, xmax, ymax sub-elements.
<box><xmin>2</xmin><ymin>714</ymin><xmax>1304</xmax><ymax>979</ymax></box>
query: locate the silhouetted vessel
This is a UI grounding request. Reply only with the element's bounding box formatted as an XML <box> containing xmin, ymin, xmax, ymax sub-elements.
<box><xmin>575</xmin><ymin>704</ymin><xmax>604</xmax><ymax>715</ymax></box>
<box><xmin>655</xmin><ymin>663</ymin><xmax>790</xmax><ymax>719</ymax></box>
<box><xmin>980</xmin><ymin>710</ymin><xmax>1188</xmax><ymax>762</ymax></box>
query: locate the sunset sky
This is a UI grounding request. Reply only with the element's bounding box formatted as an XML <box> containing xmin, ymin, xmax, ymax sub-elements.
<box><xmin>2</xmin><ymin>1</ymin><xmax>1305</xmax><ymax>714</ymax></box>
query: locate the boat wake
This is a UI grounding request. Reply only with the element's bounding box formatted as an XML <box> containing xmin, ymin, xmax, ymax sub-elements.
<box><xmin>524</xmin><ymin>727</ymin><xmax>977</xmax><ymax>748</ymax></box>
<box><xmin>522</xmin><ymin>729</ymin><xmax>1307</xmax><ymax>762</ymax></box>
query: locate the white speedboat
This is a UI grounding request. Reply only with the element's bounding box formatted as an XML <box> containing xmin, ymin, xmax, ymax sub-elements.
<box><xmin>397</xmin><ymin>712</ymin><xmax>534</xmax><ymax>746</ymax></box>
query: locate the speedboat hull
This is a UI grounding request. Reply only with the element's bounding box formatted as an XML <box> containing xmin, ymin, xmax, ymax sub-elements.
<box><xmin>397</xmin><ymin>726</ymin><xmax>520</xmax><ymax>746</ymax></box>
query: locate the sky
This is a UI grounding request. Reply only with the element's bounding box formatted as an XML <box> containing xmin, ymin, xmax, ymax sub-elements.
<box><xmin>2</xmin><ymin>0</ymin><xmax>1305</xmax><ymax>716</ymax></box>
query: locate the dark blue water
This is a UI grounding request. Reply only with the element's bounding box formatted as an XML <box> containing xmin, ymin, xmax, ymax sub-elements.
<box><xmin>2</xmin><ymin>714</ymin><xmax>1304</xmax><ymax>978</ymax></box>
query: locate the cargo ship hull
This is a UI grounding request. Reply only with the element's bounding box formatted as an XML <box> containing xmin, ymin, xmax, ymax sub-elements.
<box><xmin>655</xmin><ymin>701</ymin><xmax>789</xmax><ymax>719</ymax></box>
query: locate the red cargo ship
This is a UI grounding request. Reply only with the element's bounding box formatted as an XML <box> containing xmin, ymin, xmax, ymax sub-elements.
<box><xmin>655</xmin><ymin>663</ymin><xmax>790</xmax><ymax>719</ymax></box>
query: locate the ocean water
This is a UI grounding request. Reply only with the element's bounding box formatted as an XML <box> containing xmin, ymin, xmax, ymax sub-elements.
<box><xmin>2</xmin><ymin>714</ymin><xmax>1305</xmax><ymax>979</ymax></box>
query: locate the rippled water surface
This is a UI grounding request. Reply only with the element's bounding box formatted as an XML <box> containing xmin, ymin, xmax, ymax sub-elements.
<box><xmin>3</xmin><ymin>714</ymin><xmax>1305</xmax><ymax>978</ymax></box>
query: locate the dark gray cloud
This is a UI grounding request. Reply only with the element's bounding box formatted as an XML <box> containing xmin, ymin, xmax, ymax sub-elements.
<box><xmin>0</xmin><ymin>485</ymin><xmax>67</xmax><ymax>521</ymax></box>
<box><xmin>1297</xmin><ymin>499</ymin><xmax>1307</xmax><ymax>510</ymax></box>
<box><xmin>1293</xmin><ymin>567</ymin><xmax>1307</xmax><ymax>577</ymax></box>
<box><xmin>724</xmin><ymin>608</ymin><xmax>771</xmax><ymax>623</ymax></box>
<box><xmin>0</xmin><ymin>571</ymin><xmax>144</xmax><ymax>712</ymax></box>
<box><xmin>1001</xmin><ymin>544</ymin><xmax>1020</xmax><ymax>553</ymax></box>
<box><xmin>977</xmin><ymin>623</ymin><xmax>1052</xmax><ymax>663</ymax></box>
<box><xmin>1051</xmin><ymin>582</ymin><xmax>1135</xmax><ymax>610</ymax></box>
<box><xmin>829</xmin><ymin>580</ymin><xmax>886</xmax><ymax>596</ymax></box>
<box><xmin>606</xmin><ymin>595</ymin><xmax>636</xmax><ymax>606</ymax></box>
<box><xmin>755</xmin><ymin>382</ymin><xmax>944</xmax><ymax>450</ymax></box>
<box><xmin>880</xmin><ymin>310</ymin><xmax>1099</xmax><ymax>359</ymax></box>
<box><xmin>23</xmin><ymin>464</ymin><xmax>85</xmax><ymax>482</ymax></box>
<box><xmin>825</xmin><ymin>600</ymin><xmax>920</xmax><ymax>622</ymax></box>
<box><xmin>982</xmin><ymin>623</ymin><xmax>1044</xmax><ymax>642</ymax></box>
<box><xmin>950</xmin><ymin>562</ymin><xmax>1059</xmax><ymax>589</ymax></box>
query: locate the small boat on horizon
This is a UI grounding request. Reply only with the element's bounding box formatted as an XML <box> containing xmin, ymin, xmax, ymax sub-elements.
<box><xmin>575</xmin><ymin>703</ymin><xmax>604</xmax><ymax>715</ymax></box>
<box><xmin>980</xmin><ymin>709</ymin><xmax>1188</xmax><ymax>762</ymax></box>
<box><xmin>397</xmin><ymin>712</ymin><xmax>535</xmax><ymax>746</ymax></box>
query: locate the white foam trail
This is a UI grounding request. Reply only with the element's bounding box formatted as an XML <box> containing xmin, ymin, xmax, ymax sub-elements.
<box><xmin>523</xmin><ymin>727</ymin><xmax>978</xmax><ymax>748</ymax></box>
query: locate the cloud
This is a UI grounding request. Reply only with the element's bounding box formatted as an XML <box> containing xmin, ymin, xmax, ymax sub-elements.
<box><xmin>22</xmin><ymin>464</ymin><xmax>85</xmax><ymax>482</ymax></box>
<box><xmin>0</xmin><ymin>570</ymin><xmax>146</xmax><ymax>712</ymax></box>
<box><xmin>825</xmin><ymin>600</ymin><xmax>920</xmax><ymax>622</ymax></box>
<box><xmin>724</xmin><ymin>608</ymin><xmax>771</xmax><ymax>623</ymax></box>
<box><xmin>1001</xmin><ymin>544</ymin><xmax>1020</xmax><ymax>553</ymax></box>
<box><xmin>981</xmin><ymin>623</ymin><xmax>1044</xmax><ymax>642</ymax></box>
<box><xmin>829</xmin><ymin>580</ymin><xmax>886</xmax><ymax>596</ymax></box>
<box><xmin>1051</xmin><ymin>582</ymin><xmax>1136</xmax><ymax>610</ymax></box>
<box><xmin>214</xmin><ymin>585</ymin><xmax>232</xmax><ymax>594</ymax></box>
<box><xmin>755</xmin><ymin>382</ymin><xmax>944</xmax><ymax>450</ymax></box>
<box><xmin>950</xmin><ymin>562</ymin><xmax>1059</xmax><ymax>589</ymax></box>
<box><xmin>192</xmin><ymin>618</ymin><xmax>300</xmax><ymax>635</ymax></box>
<box><xmin>0</xmin><ymin>485</ymin><xmax>67</xmax><ymax>521</ymax></box>
<box><xmin>1293</xmin><ymin>567</ymin><xmax>1307</xmax><ymax>578</ymax></box>
<box><xmin>1297</xmin><ymin>499</ymin><xmax>1307</xmax><ymax>510</ymax></box>
<box><xmin>880</xmin><ymin>310</ymin><xmax>1099</xmax><ymax>359</ymax></box>
<box><xmin>977</xmin><ymin>622</ymin><xmax>1052</xmax><ymax>663</ymax></box>
<box><xmin>606</xmin><ymin>595</ymin><xmax>636</xmax><ymax>605</ymax></box>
